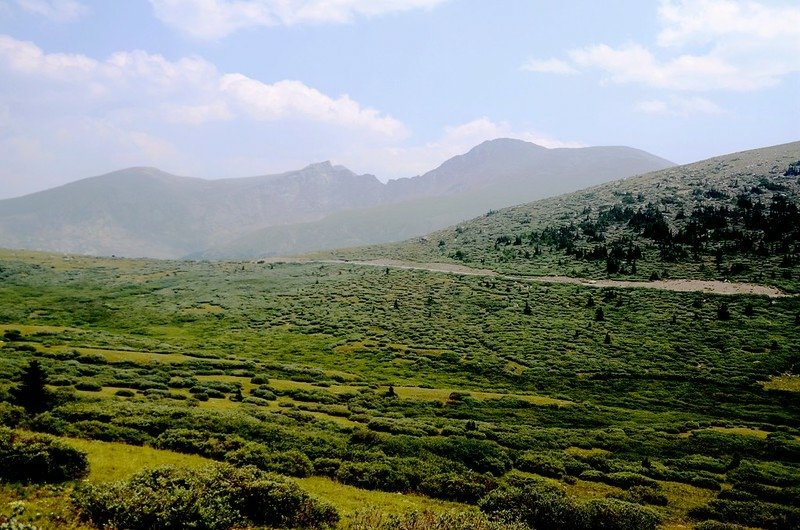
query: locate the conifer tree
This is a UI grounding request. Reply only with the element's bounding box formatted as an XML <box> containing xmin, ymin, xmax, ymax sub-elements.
<box><xmin>11</xmin><ymin>359</ymin><xmax>51</xmax><ymax>414</ymax></box>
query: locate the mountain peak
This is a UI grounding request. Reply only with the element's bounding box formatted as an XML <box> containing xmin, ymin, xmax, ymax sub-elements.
<box><xmin>306</xmin><ymin>160</ymin><xmax>333</xmax><ymax>170</ymax></box>
<box><xmin>475</xmin><ymin>138</ymin><xmax>547</xmax><ymax>150</ymax></box>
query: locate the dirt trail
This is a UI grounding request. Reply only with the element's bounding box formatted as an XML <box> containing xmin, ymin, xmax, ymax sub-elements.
<box><xmin>308</xmin><ymin>258</ymin><xmax>790</xmax><ymax>298</ymax></box>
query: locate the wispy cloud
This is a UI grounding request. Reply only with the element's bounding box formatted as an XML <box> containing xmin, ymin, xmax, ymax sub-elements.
<box><xmin>14</xmin><ymin>0</ymin><xmax>88</xmax><ymax>22</ymax></box>
<box><xmin>523</xmin><ymin>0</ymin><xmax>800</xmax><ymax>98</ymax></box>
<box><xmin>150</xmin><ymin>0</ymin><xmax>450</xmax><ymax>39</ymax></box>
<box><xmin>0</xmin><ymin>35</ymin><xmax>406</xmax><ymax>137</ymax></box>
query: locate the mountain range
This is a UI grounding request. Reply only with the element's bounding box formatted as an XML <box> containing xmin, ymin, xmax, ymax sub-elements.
<box><xmin>0</xmin><ymin>139</ymin><xmax>674</xmax><ymax>259</ymax></box>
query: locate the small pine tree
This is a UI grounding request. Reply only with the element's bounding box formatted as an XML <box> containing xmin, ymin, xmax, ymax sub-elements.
<box><xmin>587</xmin><ymin>295</ymin><xmax>595</xmax><ymax>308</ymax></box>
<box><xmin>717</xmin><ymin>303</ymin><xmax>731</xmax><ymax>321</ymax></box>
<box><xmin>385</xmin><ymin>385</ymin><xmax>397</xmax><ymax>398</ymax></box>
<box><xmin>10</xmin><ymin>359</ymin><xmax>51</xmax><ymax>414</ymax></box>
<box><xmin>393</xmin><ymin>299</ymin><xmax>399</xmax><ymax>310</ymax></box>
<box><xmin>744</xmin><ymin>303</ymin><xmax>755</xmax><ymax>317</ymax></box>
<box><xmin>595</xmin><ymin>307</ymin><xmax>605</xmax><ymax>321</ymax></box>
<box><xmin>604</xmin><ymin>332</ymin><xmax>612</xmax><ymax>344</ymax></box>
<box><xmin>523</xmin><ymin>301</ymin><xmax>532</xmax><ymax>315</ymax></box>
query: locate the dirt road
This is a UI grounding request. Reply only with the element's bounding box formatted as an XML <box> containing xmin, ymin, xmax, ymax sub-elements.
<box><xmin>312</xmin><ymin>258</ymin><xmax>790</xmax><ymax>298</ymax></box>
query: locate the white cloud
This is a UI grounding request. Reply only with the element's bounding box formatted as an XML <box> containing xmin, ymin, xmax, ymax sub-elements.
<box><xmin>150</xmin><ymin>0</ymin><xmax>449</xmax><ymax>39</ymax></box>
<box><xmin>568</xmin><ymin>43</ymin><xmax>760</xmax><ymax>91</ymax></box>
<box><xmin>520</xmin><ymin>58</ymin><xmax>578</xmax><ymax>75</ymax></box>
<box><xmin>339</xmin><ymin>117</ymin><xmax>583</xmax><ymax>180</ymax></box>
<box><xmin>656</xmin><ymin>0</ymin><xmax>800</xmax><ymax>48</ymax></box>
<box><xmin>524</xmin><ymin>0</ymin><xmax>800</xmax><ymax>92</ymax></box>
<box><xmin>0</xmin><ymin>35</ymin><xmax>97</xmax><ymax>79</ymax></box>
<box><xmin>220</xmin><ymin>74</ymin><xmax>407</xmax><ymax>137</ymax></box>
<box><xmin>14</xmin><ymin>0</ymin><xmax>88</xmax><ymax>22</ymax></box>
<box><xmin>634</xmin><ymin>96</ymin><xmax>724</xmax><ymax>116</ymax></box>
<box><xmin>0</xmin><ymin>34</ymin><xmax>404</xmax><ymax>137</ymax></box>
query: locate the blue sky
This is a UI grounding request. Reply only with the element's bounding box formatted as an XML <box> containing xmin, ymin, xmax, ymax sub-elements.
<box><xmin>0</xmin><ymin>0</ymin><xmax>798</xmax><ymax>199</ymax></box>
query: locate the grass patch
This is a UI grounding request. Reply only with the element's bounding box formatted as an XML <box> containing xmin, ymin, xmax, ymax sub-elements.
<box><xmin>63</xmin><ymin>437</ymin><xmax>213</xmax><ymax>482</ymax></box>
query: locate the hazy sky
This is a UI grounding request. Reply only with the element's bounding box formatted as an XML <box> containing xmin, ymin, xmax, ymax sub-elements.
<box><xmin>0</xmin><ymin>0</ymin><xmax>798</xmax><ymax>199</ymax></box>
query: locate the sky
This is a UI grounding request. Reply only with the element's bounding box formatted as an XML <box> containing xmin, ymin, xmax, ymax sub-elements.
<box><xmin>0</xmin><ymin>0</ymin><xmax>798</xmax><ymax>199</ymax></box>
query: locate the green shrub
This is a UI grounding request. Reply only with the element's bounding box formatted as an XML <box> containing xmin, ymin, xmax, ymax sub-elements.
<box><xmin>0</xmin><ymin>427</ymin><xmax>88</xmax><ymax>483</ymax></box>
<box><xmin>347</xmin><ymin>508</ymin><xmax>527</xmax><ymax>530</ymax></box>
<box><xmin>250</xmin><ymin>385</ymin><xmax>277</xmax><ymax>400</ymax></box>
<box><xmin>580</xmin><ymin>470</ymin><xmax>659</xmax><ymax>489</ymax></box>
<box><xmin>515</xmin><ymin>451</ymin><xmax>586</xmax><ymax>478</ymax></box>
<box><xmin>694</xmin><ymin>521</ymin><xmax>751</xmax><ymax>530</ymax></box>
<box><xmin>75</xmin><ymin>381</ymin><xmax>102</xmax><ymax>392</ymax></box>
<box><xmin>313</xmin><ymin>457</ymin><xmax>342</xmax><ymax>477</ymax></box>
<box><xmin>63</xmin><ymin>420</ymin><xmax>151</xmax><ymax>446</ymax></box>
<box><xmin>426</xmin><ymin>437</ymin><xmax>510</xmax><ymax>475</ymax></box>
<box><xmin>419</xmin><ymin>471</ymin><xmax>498</xmax><ymax>504</ymax></box>
<box><xmin>155</xmin><ymin>429</ymin><xmax>246</xmax><ymax>459</ymax></box>
<box><xmin>71</xmin><ymin>464</ymin><xmax>338</xmax><ymax>530</ymax></box>
<box><xmin>225</xmin><ymin>443</ymin><xmax>314</xmax><ymax>477</ymax></box>
<box><xmin>479</xmin><ymin>481</ymin><xmax>578</xmax><ymax>529</ymax></box>
<box><xmin>336</xmin><ymin>460</ymin><xmax>412</xmax><ymax>492</ymax></box>
<box><xmin>610</xmin><ymin>485</ymin><xmax>668</xmax><ymax>506</ymax></box>
<box><xmin>0</xmin><ymin>403</ymin><xmax>25</xmax><ymax>428</ymax></box>
<box><xmin>479</xmin><ymin>479</ymin><xmax>661</xmax><ymax>530</ymax></box>
<box><xmin>579</xmin><ymin>498</ymin><xmax>660</xmax><ymax>530</ymax></box>
<box><xmin>691</xmin><ymin>498</ymin><xmax>800</xmax><ymax>529</ymax></box>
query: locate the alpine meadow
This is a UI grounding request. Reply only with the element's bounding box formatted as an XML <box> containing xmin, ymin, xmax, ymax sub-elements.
<box><xmin>1</xmin><ymin>1</ymin><xmax>799</xmax><ymax>530</ymax></box>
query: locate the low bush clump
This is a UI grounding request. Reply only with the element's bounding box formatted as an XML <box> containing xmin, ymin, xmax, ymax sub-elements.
<box><xmin>479</xmin><ymin>479</ymin><xmax>661</xmax><ymax>530</ymax></box>
<box><xmin>418</xmin><ymin>471</ymin><xmax>498</xmax><ymax>504</ymax></box>
<box><xmin>347</xmin><ymin>508</ymin><xmax>528</xmax><ymax>530</ymax></box>
<box><xmin>225</xmin><ymin>444</ymin><xmax>314</xmax><ymax>477</ymax></box>
<box><xmin>71</xmin><ymin>464</ymin><xmax>338</xmax><ymax>530</ymax></box>
<box><xmin>0</xmin><ymin>427</ymin><xmax>88</xmax><ymax>483</ymax></box>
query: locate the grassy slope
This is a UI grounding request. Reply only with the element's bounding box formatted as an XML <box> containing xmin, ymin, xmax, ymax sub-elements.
<box><xmin>324</xmin><ymin>142</ymin><xmax>800</xmax><ymax>291</ymax></box>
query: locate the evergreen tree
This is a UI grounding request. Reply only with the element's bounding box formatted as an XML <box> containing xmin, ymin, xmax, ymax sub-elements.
<box><xmin>523</xmin><ymin>301</ymin><xmax>532</xmax><ymax>315</ymax></box>
<box><xmin>10</xmin><ymin>359</ymin><xmax>51</xmax><ymax>414</ymax></box>
<box><xmin>595</xmin><ymin>307</ymin><xmax>605</xmax><ymax>321</ymax></box>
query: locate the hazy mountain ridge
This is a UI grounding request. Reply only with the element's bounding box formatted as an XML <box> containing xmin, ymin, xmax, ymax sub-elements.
<box><xmin>196</xmin><ymin>140</ymin><xmax>673</xmax><ymax>259</ymax></box>
<box><xmin>0</xmin><ymin>139</ymin><xmax>674</xmax><ymax>258</ymax></box>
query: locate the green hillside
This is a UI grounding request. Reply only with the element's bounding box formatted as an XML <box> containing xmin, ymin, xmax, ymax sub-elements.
<box><xmin>329</xmin><ymin>141</ymin><xmax>800</xmax><ymax>292</ymax></box>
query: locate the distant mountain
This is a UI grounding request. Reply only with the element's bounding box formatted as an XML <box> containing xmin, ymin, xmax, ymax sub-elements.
<box><xmin>329</xmin><ymin>141</ymin><xmax>800</xmax><ymax>291</ymax></box>
<box><xmin>195</xmin><ymin>140</ymin><xmax>674</xmax><ymax>259</ymax></box>
<box><xmin>0</xmin><ymin>139</ymin><xmax>674</xmax><ymax>258</ymax></box>
<box><xmin>0</xmin><ymin>163</ymin><xmax>386</xmax><ymax>258</ymax></box>
<box><xmin>386</xmin><ymin>139</ymin><xmax>671</xmax><ymax>200</ymax></box>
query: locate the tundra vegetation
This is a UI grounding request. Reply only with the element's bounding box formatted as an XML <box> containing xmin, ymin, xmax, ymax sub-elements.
<box><xmin>0</xmin><ymin>145</ymin><xmax>798</xmax><ymax>529</ymax></box>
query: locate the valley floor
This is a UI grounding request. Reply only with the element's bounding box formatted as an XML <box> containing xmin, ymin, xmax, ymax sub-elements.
<box><xmin>0</xmin><ymin>249</ymin><xmax>798</xmax><ymax>529</ymax></box>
